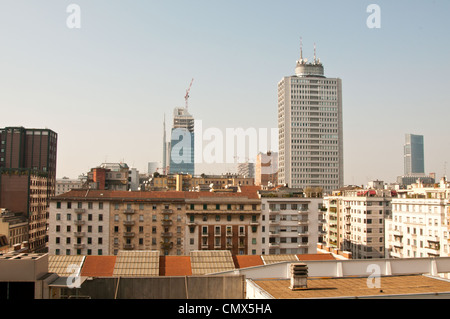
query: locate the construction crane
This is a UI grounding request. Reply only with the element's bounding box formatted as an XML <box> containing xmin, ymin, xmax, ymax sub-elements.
<box><xmin>185</xmin><ymin>78</ymin><xmax>194</xmax><ymax>109</ymax></box>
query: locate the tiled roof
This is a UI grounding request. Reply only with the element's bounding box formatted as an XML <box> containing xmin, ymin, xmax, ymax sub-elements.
<box><xmin>233</xmin><ymin>255</ymin><xmax>264</xmax><ymax>269</ymax></box>
<box><xmin>261</xmin><ymin>254</ymin><xmax>299</xmax><ymax>265</ymax></box>
<box><xmin>80</xmin><ymin>256</ymin><xmax>116</xmax><ymax>277</ymax></box>
<box><xmin>161</xmin><ymin>256</ymin><xmax>192</xmax><ymax>276</ymax></box>
<box><xmin>112</xmin><ymin>251</ymin><xmax>160</xmax><ymax>277</ymax></box>
<box><xmin>54</xmin><ymin>188</ymin><xmax>260</xmax><ymax>200</ymax></box>
<box><xmin>47</xmin><ymin>253</ymin><xmax>337</xmax><ymax>277</ymax></box>
<box><xmin>190</xmin><ymin>250</ymin><xmax>236</xmax><ymax>275</ymax></box>
<box><xmin>48</xmin><ymin>255</ymin><xmax>85</xmax><ymax>276</ymax></box>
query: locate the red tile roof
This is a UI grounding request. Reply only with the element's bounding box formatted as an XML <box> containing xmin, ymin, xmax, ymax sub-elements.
<box><xmin>80</xmin><ymin>256</ymin><xmax>117</xmax><ymax>277</ymax></box>
<box><xmin>55</xmin><ymin>188</ymin><xmax>260</xmax><ymax>200</ymax></box>
<box><xmin>160</xmin><ymin>256</ymin><xmax>192</xmax><ymax>276</ymax></box>
<box><xmin>233</xmin><ymin>255</ymin><xmax>264</xmax><ymax>269</ymax></box>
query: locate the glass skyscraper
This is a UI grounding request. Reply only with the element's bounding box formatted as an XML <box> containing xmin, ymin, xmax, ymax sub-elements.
<box><xmin>404</xmin><ymin>134</ymin><xmax>425</xmax><ymax>175</ymax></box>
<box><xmin>169</xmin><ymin>107</ymin><xmax>195</xmax><ymax>175</ymax></box>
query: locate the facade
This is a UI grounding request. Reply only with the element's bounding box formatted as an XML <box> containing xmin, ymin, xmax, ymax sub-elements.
<box><xmin>56</xmin><ymin>177</ymin><xmax>83</xmax><ymax>196</ymax></box>
<box><xmin>169</xmin><ymin>107</ymin><xmax>195</xmax><ymax>175</ymax></box>
<box><xmin>48</xmin><ymin>197</ymin><xmax>110</xmax><ymax>256</ymax></box>
<box><xmin>386</xmin><ymin>178</ymin><xmax>450</xmax><ymax>258</ymax></box>
<box><xmin>184</xmin><ymin>190</ymin><xmax>262</xmax><ymax>255</ymax></box>
<box><xmin>324</xmin><ymin>186</ymin><xmax>393</xmax><ymax>259</ymax></box>
<box><xmin>255</xmin><ymin>151</ymin><xmax>278</xmax><ymax>187</ymax></box>
<box><xmin>259</xmin><ymin>188</ymin><xmax>323</xmax><ymax>255</ymax></box>
<box><xmin>49</xmin><ymin>187</ymin><xmax>262</xmax><ymax>256</ymax></box>
<box><xmin>0</xmin><ymin>126</ymin><xmax>57</xmax><ymax>252</ymax></box>
<box><xmin>0</xmin><ymin>209</ymin><xmax>28</xmax><ymax>249</ymax></box>
<box><xmin>277</xmin><ymin>46</ymin><xmax>343</xmax><ymax>194</ymax></box>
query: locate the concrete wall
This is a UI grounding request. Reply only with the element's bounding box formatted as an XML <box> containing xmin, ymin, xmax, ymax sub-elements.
<box><xmin>60</xmin><ymin>275</ymin><xmax>245</xmax><ymax>299</ymax></box>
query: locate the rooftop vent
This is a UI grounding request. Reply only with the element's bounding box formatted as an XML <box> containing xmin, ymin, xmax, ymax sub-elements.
<box><xmin>289</xmin><ymin>263</ymin><xmax>308</xmax><ymax>290</ymax></box>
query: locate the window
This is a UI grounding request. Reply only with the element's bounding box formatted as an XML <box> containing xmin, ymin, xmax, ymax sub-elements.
<box><xmin>215</xmin><ymin>215</ymin><xmax>220</xmax><ymax>221</ymax></box>
<box><xmin>55</xmin><ymin>237</ymin><xmax>60</xmax><ymax>244</ymax></box>
<box><xmin>56</xmin><ymin>213</ymin><xmax>61</xmax><ymax>221</ymax></box>
<box><xmin>88</xmin><ymin>214</ymin><xmax>93</xmax><ymax>221</ymax></box>
<box><xmin>99</xmin><ymin>202</ymin><xmax>103</xmax><ymax>210</ymax></box>
<box><xmin>98</xmin><ymin>226</ymin><xmax>103</xmax><ymax>233</ymax></box>
<box><xmin>99</xmin><ymin>214</ymin><xmax>103</xmax><ymax>221</ymax></box>
<box><xmin>67</xmin><ymin>202</ymin><xmax>72</xmax><ymax>209</ymax></box>
<box><xmin>56</xmin><ymin>202</ymin><xmax>61</xmax><ymax>209</ymax></box>
<box><xmin>190</xmin><ymin>204</ymin><xmax>194</xmax><ymax>210</ymax></box>
<box><xmin>67</xmin><ymin>214</ymin><xmax>71</xmax><ymax>221</ymax></box>
<box><xmin>56</xmin><ymin>225</ymin><xmax>60</xmax><ymax>232</ymax></box>
<box><xmin>77</xmin><ymin>202</ymin><xmax>82</xmax><ymax>209</ymax></box>
<box><xmin>203</xmin><ymin>204</ymin><xmax>208</xmax><ymax>210</ymax></box>
<box><xmin>88</xmin><ymin>202</ymin><xmax>93</xmax><ymax>209</ymax></box>
<box><xmin>216</xmin><ymin>204</ymin><xmax>220</xmax><ymax>210</ymax></box>
<box><xmin>139</xmin><ymin>203</ymin><xmax>144</xmax><ymax>210</ymax></box>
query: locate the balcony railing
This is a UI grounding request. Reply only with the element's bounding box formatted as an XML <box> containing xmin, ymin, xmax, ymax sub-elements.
<box><xmin>124</xmin><ymin>209</ymin><xmax>135</xmax><ymax>214</ymax></box>
<box><xmin>123</xmin><ymin>220</ymin><xmax>135</xmax><ymax>226</ymax></box>
<box><xmin>123</xmin><ymin>232</ymin><xmax>135</xmax><ymax>238</ymax></box>
<box><xmin>75</xmin><ymin>209</ymin><xmax>85</xmax><ymax>214</ymax></box>
<box><xmin>74</xmin><ymin>232</ymin><xmax>85</xmax><ymax>237</ymax></box>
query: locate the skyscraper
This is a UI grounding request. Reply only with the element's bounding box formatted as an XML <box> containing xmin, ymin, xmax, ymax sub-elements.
<box><xmin>404</xmin><ymin>133</ymin><xmax>425</xmax><ymax>175</ymax></box>
<box><xmin>278</xmin><ymin>42</ymin><xmax>343</xmax><ymax>194</ymax></box>
<box><xmin>169</xmin><ymin>107</ymin><xmax>195</xmax><ymax>175</ymax></box>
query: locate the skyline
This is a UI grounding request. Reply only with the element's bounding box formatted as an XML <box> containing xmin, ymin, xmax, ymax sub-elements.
<box><xmin>1</xmin><ymin>1</ymin><xmax>450</xmax><ymax>186</ymax></box>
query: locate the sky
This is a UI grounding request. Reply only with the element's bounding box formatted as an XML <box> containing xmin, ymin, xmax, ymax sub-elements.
<box><xmin>1</xmin><ymin>0</ymin><xmax>449</xmax><ymax>186</ymax></box>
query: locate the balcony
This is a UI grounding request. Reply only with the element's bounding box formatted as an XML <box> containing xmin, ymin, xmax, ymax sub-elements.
<box><xmin>123</xmin><ymin>244</ymin><xmax>134</xmax><ymax>250</ymax></box>
<box><xmin>162</xmin><ymin>209</ymin><xmax>173</xmax><ymax>214</ymax></box>
<box><xmin>124</xmin><ymin>209</ymin><xmax>135</xmax><ymax>214</ymax></box>
<box><xmin>226</xmin><ymin>232</ymin><xmax>233</xmax><ymax>237</ymax></box>
<box><xmin>269</xmin><ymin>242</ymin><xmax>280</xmax><ymax>248</ymax></box>
<box><xmin>162</xmin><ymin>220</ymin><xmax>173</xmax><ymax>226</ymax></box>
<box><xmin>123</xmin><ymin>220</ymin><xmax>135</xmax><ymax>226</ymax></box>
<box><xmin>74</xmin><ymin>232</ymin><xmax>85</xmax><ymax>237</ymax></box>
<box><xmin>269</xmin><ymin>219</ymin><xmax>280</xmax><ymax>225</ymax></box>
<box><xmin>269</xmin><ymin>231</ymin><xmax>280</xmax><ymax>237</ymax></box>
<box><xmin>298</xmin><ymin>243</ymin><xmax>309</xmax><ymax>248</ymax></box>
<box><xmin>250</xmin><ymin>221</ymin><xmax>260</xmax><ymax>226</ymax></box>
<box><xmin>74</xmin><ymin>220</ymin><xmax>85</xmax><ymax>226</ymax></box>
<box><xmin>238</xmin><ymin>232</ymin><xmax>245</xmax><ymax>237</ymax></box>
<box><xmin>123</xmin><ymin>232</ymin><xmax>135</xmax><ymax>238</ymax></box>
<box><xmin>298</xmin><ymin>220</ymin><xmax>309</xmax><ymax>225</ymax></box>
<box><xmin>162</xmin><ymin>232</ymin><xmax>173</xmax><ymax>238</ymax></box>
<box><xmin>73</xmin><ymin>243</ymin><xmax>85</xmax><ymax>249</ymax></box>
<box><xmin>297</xmin><ymin>232</ymin><xmax>310</xmax><ymax>236</ymax></box>
<box><xmin>75</xmin><ymin>208</ymin><xmax>85</xmax><ymax>214</ymax></box>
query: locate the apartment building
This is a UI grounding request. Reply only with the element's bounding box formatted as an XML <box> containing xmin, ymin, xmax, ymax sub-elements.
<box><xmin>386</xmin><ymin>178</ymin><xmax>450</xmax><ymax>258</ymax></box>
<box><xmin>184</xmin><ymin>188</ymin><xmax>261</xmax><ymax>255</ymax></box>
<box><xmin>56</xmin><ymin>177</ymin><xmax>83</xmax><ymax>196</ymax></box>
<box><xmin>48</xmin><ymin>194</ymin><xmax>110</xmax><ymax>256</ymax></box>
<box><xmin>324</xmin><ymin>186</ymin><xmax>393</xmax><ymax>259</ymax></box>
<box><xmin>259</xmin><ymin>188</ymin><xmax>323</xmax><ymax>255</ymax></box>
<box><xmin>48</xmin><ymin>187</ymin><xmax>262</xmax><ymax>256</ymax></box>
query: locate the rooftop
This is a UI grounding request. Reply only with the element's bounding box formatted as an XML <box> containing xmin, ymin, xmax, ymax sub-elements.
<box><xmin>252</xmin><ymin>275</ymin><xmax>450</xmax><ymax>299</ymax></box>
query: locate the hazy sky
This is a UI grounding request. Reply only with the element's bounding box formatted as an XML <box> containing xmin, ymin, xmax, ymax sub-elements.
<box><xmin>1</xmin><ymin>0</ymin><xmax>449</xmax><ymax>185</ymax></box>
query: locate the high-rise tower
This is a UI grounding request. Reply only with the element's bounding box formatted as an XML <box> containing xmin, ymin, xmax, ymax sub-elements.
<box><xmin>278</xmin><ymin>41</ymin><xmax>343</xmax><ymax>194</ymax></box>
<box><xmin>404</xmin><ymin>133</ymin><xmax>425</xmax><ymax>175</ymax></box>
<box><xmin>169</xmin><ymin>107</ymin><xmax>195</xmax><ymax>175</ymax></box>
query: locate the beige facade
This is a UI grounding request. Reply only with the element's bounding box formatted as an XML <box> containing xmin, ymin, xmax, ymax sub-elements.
<box><xmin>0</xmin><ymin>209</ymin><xmax>28</xmax><ymax>249</ymax></box>
<box><xmin>386</xmin><ymin>179</ymin><xmax>450</xmax><ymax>258</ymax></box>
<box><xmin>49</xmin><ymin>188</ymin><xmax>262</xmax><ymax>256</ymax></box>
<box><xmin>184</xmin><ymin>196</ymin><xmax>261</xmax><ymax>255</ymax></box>
<box><xmin>324</xmin><ymin>187</ymin><xmax>392</xmax><ymax>259</ymax></box>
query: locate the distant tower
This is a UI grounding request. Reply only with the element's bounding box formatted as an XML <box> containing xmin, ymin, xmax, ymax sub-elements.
<box><xmin>162</xmin><ymin>114</ymin><xmax>168</xmax><ymax>174</ymax></box>
<box><xmin>278</xmin><ymin>40</ymin><xmax>343</xmax><ymax>193</ymax></box>
<box><xmin>404</xmin><ymin>134</ymin><xmax>425</xmax><ymax>175</ymax></box>
<box><xmin>169</xmin><ymin>108</ymin><xmax>195</xmax><ymax>175</ymax></box>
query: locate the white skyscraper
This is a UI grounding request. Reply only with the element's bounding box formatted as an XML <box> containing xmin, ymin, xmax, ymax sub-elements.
<box><xmin>278</xmin><ymin>42</ymin><xmax>343</xmax><ymax>194</ymax></box>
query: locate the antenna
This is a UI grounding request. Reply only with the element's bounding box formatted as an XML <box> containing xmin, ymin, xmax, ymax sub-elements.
<box><xmin>185</xmin><ymin>78</ymin><xmax>194</xmax><ymax>109</ymax></box>
<box><xmin>314</xmin><ymin>42</ymin><xmax>317</xmax><ymax>64</ymax></box>
<box><xmin>300</xmin><ymin>37</ymin><xmax>303</xmax><ymax>60</ymax></box>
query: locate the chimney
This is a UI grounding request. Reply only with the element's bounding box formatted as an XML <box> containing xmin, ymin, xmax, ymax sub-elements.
<box><xmin>289</xmin><ymin>263</ymin><xmax>308</xmax><ymax>290</ymax></box>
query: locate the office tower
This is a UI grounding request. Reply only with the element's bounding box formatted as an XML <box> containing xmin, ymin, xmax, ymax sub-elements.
<box><xmin>169</xmin><ymin>107</ymin><xmax>195</xmax><ymax>175</ymax></box>
<box><xmin>404</xmin><ymin>134</ymin><xmax>425</xmax><ymax>175</ymax></box>
<box><xmin>278</xmin><ymin>42</ymin><xmax>343</xmax><ymax>194</ymax></box>
<box><xmin>0</xmin><ymin>126</ymin><xmax>58</xmax><ymax>252</ymax></box>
